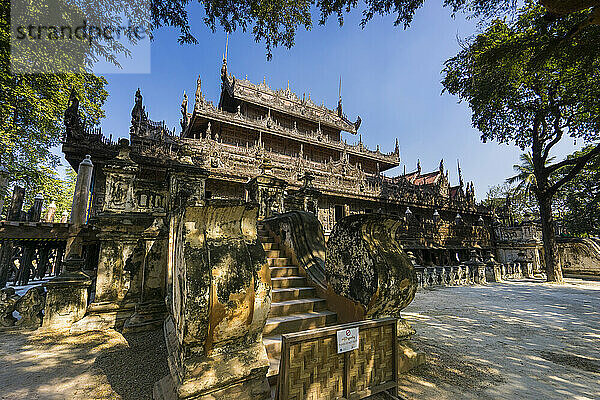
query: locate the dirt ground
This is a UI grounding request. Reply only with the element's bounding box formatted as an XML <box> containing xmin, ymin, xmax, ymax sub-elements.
<box><xmin>398</xmin><ymin>279</ymin><xmax>600</xmax><ymax>400</ymax></box>
<box><xmin>0</xmin><ymin>327</ymin><xmax>168</xmax><ymax>399</ymax></box>
<box><xmin>1</xmin><ymin>279</ymin><xmax>599</xmax><ymax>399</ymax></box>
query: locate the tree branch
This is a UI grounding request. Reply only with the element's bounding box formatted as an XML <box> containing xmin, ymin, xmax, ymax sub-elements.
<box><xmin>548</xmin><ymin>142</ymin><xmax>600</xmax><ymax>195</ymax></box>
<box><xmin>542</xmin><ymin>130</ymin><xmax>563</xmax><ymax>163</ymax></box>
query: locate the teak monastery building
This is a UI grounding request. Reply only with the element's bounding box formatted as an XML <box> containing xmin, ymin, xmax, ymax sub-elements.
<box><xmin>63</xmin><ymin>58</ymin><xmax>492</xmax><ymax>265</ymax></box>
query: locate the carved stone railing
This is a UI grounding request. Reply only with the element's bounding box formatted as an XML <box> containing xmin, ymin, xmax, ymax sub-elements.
<box><xmin>415</xmin><ymin>260</ymin><xmax>532</xmax><ymax>288</ymax></box>
<box><xmin>414</xmin><ymin>265</ymin><xmax>476</xmax><ymax>288</ymax></box>
<box><xmin>0</xmin><ymin>286</ymin><xmax>45</xmax><ymax>329</ymax></box>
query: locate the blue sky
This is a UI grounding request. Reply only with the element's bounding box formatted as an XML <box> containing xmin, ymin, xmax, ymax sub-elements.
<box><xmin>89</xmin><ymin>1</ymin><xmax>579</xmax><ymax>200</ymax></box>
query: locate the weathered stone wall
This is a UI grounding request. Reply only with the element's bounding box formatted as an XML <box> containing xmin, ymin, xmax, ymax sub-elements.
<box><xmin>163</xmin><ymin>200</ymin><xmax>271</xmax><ymax>400</ymax></box>
<box><xmin>559</xmin><ymin>238</ymin><xmax>600</xmax><ymax>279</ymax></box>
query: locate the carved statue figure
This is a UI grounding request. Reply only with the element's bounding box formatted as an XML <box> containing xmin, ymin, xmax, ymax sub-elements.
<box><xmin>64</xmin><ymin>88</ymin><xmax>82</xmax><ymax>137</ymax></box>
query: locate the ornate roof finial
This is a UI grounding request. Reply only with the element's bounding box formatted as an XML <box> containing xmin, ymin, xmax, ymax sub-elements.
<box><xmin>395</xmin><ymin>138</ymin><xmax>399</xmax><ymax>155</ymax></box>
<box><xmin>417</xmin><ymin>159</ymin><xmax>421</xmax><ymax>174</ymax></box>
<box><xmin>180</xmin><ymin>91</ymin><xmax>188</xmax><ymax>131</ymax></box>
<box><xmin>195</xmin><ymin>75</ymin><xmax>202</xmax><ymax>105</ymax></box>
<box><xmin>439</xmin><ymin>159</ymin><xmax>444</xmax><ymax>173</ymax></box>
<box><xmin>224</xmin><ymin>32</ymin><xmax>229</xmax><ymax>64</ymax></box>
<box><xmin>457</xmin><ymin>159</ymin><xmax>464</xmax><ymax>187</ymax></box>
<box><xmin>337</xmin><ymin>76</ymin><xmax>343</xmax><ymax>117</ymax></box>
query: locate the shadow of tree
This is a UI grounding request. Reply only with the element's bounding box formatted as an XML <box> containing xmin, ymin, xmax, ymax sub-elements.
<box><xmin>93</xmin><ymin>328</ymin><xmax>169</xmax><ymax>400</ymax></box>
<box><xmin>398</xmin><ymin>279</ymin><xmax>600</xmax><ymax>399</ymax></box>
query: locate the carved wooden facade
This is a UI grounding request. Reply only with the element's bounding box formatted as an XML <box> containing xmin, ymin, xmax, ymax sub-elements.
<box><xmin>62</xmin><ymin>61</ymin><xmax>493</xmax><ymax>262</ymax></box>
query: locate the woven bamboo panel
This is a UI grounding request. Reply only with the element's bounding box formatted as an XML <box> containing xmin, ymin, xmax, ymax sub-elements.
<box><xmin>286</xmin><ymin>336</ymin><xmax>345</xmax><ymax>400</ymax></box>
<box><xmin>348</xmin><ymin>325</ymin><xmax>395</xmax><ymax>393</ymax></box>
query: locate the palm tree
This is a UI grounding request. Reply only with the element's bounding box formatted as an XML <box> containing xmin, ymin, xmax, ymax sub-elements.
<box><xmin>506</xmin><ymin>152</ymin><xmax>555</xmax><ymax>200</ymax></box>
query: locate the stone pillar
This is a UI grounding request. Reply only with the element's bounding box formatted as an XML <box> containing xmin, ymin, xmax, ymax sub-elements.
<box><xmin>154</xmin><ymin>201</ymin><xmax>271</xmax><ymax>400</ymax></box>
<box><xmin>8</xmin><ymin>186</ymin><xmax>25</xmax><ymax>221</ymax></box>
<box><xmin>484</xmin><ymin>251</ymin><xmax>503</xmax><ymax>282</ymax></box>
<box><xmin>0</xmin><ymin>164</ymin><xmax>7</xmax><ymax>218</ymax></box>
<box><xmin>246</xmin><ymin>158</ymin><xmax>287</xmax><ymax>220</ymax></box>
<box><xmin>30</xmin><ymin>194</ymin><xmax>44</xmax><ymax>222</ymax></box>
<box><xmin>465</xmin><ymin>250</ymin><xmax>487</xmax><ymax>285</ymax></box>
<box><xmin>43</xmin><ymin>156</ymin><xmax>93</xmax><ymax>330</ymax></box>
<box><xmin>70</xmin><ymin>155</ymin><xmax>94</xmax><ymax>226</ymax></box>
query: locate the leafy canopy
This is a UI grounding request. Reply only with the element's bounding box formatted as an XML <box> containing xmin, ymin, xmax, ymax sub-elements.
<box><xmin>442</xmin><ymin>3</ymin><xmax>600</xmax><ymax>154</ymax></box>
<box><xmin>150</xmin><ymin>0</ymin><xmax>599</xmax><ymax>59</ymax></box>
<box><xmin>1</xmin><ymin>1</ymin><xmax>107</xmax><ymax>209</ymax></box>
<box><xmin>555</xmin><ymin>145</ymin><xmax>600</xmax><ymax>237</ymax></box>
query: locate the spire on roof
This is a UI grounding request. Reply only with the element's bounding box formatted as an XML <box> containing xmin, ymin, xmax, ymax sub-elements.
<box><xmin>417</xmin><ymin>159</ymin><xmax>421</xmax><ymax>174</ymax></box>
<box><xmin>395</xmin><ymin>138</ymin><xmax>399</xmax><ymax>155</ymax></box>
<box><xmin>337</xmin><ymin>76</ymin><xmax>343</xmax><ymax>117</ymax></box>
<box><xmin>439</xmin><ymin>159</ymin><xmax>444</xmax><ymax>173</ymax></box>
<box><xmin>457</xmin><ymin>159</ymin><xmax>463</xmax><ymax>187</ymax></box>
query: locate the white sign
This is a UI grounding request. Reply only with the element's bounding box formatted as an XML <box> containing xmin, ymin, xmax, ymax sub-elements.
<box><xmin>337</xmin><ymin>327</ymin><xmax>359</xmax><ymax>353</ymax></box>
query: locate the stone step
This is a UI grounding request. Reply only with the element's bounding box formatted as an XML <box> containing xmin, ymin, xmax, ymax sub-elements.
<box><xmin>269</xmin><ymin>266</ymin><xmax>299</xmax><ymax>278</ymax></box>
<box><xmin>263</xmin><ymin>335</ymin><xmax>282</xmax><ymax>359</ymax></box>
<box><xmin>267</xmin><ymin>355</ymin><xmax>280</xmax><ymax>386</ymax></box>
<box><xmin>272</xmin><ymin>287</ymin><xmax>317</xmax><ymax>302</ymax></box>
<box><xmin>263</xmin><ymin>310</ymin><xmax>337</xmax><ymax>336</ymax></box>
<box><xmin>260</xmin><ymin>236</ymin><xmax>275</xmax><ymax>244</ymax></box>
<box><xmin>265</xmin><ymin>249</ymin><xmax>282</xmax><ymax>258</ymax></box>
<box><xmin>268</xmin><ymin>298</ymin><xmax>326</xmax><ymax>318</ymax></box>
<box><xmin>262</xmin><ymin>242</ymin><xmax>279</xmax><ymax>251</ymax></box>
<box><xmin>258</xmin><ymin>229</ymin><xmax>269</xmax><ymax>236</ymax></box>
<box><xmin>270</xmin><ymin>276</ymin><xmax>306</xmax><ymax>289</ymax></box>
<box><xmin>267</xmin><ymin>257</ymin><xmax>290</xmax><ymax>267</ymax></box>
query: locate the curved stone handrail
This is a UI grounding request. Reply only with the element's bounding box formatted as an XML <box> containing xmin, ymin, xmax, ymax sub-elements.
<box><xmin>264</xmin><ymin>211</ymin><xmax>417</xmax><ymax>328</ymax></box>
<box><xmin>326</xmin><ymin>214</ymin><xmax>417</xmax><ymax>319</ymax></box>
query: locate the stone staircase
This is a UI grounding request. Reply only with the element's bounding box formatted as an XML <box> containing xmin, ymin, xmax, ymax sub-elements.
<box><xmin>258</xmin><ymin>224</ymin><xmax>338</xmax><ymax>386</ymax></box>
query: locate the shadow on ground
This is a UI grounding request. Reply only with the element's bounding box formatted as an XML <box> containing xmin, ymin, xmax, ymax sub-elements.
<box><xmin>0</xmin><ymin>327</ymin><xmax>168</xmax><ymax>399</ymax></box>
<box><xmin>94</xmin><ymin>329</ymin><xmax>169</xmax><ymax>399</ymax></box>
<box><xmin>398</xmin><ymin>279</ymin><xmax>600</xmax><ymax>400</ymax></box>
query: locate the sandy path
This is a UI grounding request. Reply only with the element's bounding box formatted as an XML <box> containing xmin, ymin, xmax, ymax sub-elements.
<box><xmin>398</xmin><ymin>279</ymin><xmax>600</xmax><ymax>400</ymax></box>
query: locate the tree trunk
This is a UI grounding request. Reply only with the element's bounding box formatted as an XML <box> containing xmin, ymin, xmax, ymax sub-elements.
<box><xmin>538</xmin><ymin>195</ymin><xmax>564</xmax><ymax>283</ymax></box>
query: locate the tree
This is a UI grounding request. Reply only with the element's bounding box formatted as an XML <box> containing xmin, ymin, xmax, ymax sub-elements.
<box><xmin>442</xmin><ymin>3</ymin><xmax>600</xmax><ymax>283</ymax></box>
<box><xmin>555</xmin><ymin>146</ymin><xmax>600</xmax><ymax>237</ymax></box>
<box><xmin>150</xmin><ymin>0</ymin><xmax>600</xmax><ymax>59</ymax></box>
<box><xmin>1</xmin><ymin>1</ymin><xmax>108</xmax><ymax>207</ymax></box>
<box><xmin>482</xmin><ymin>182</ymin><xmax>538</xmax><ymax>225</ymax></box>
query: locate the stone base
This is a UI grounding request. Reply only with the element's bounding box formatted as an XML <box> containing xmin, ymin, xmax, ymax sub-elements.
<box><xmin>153</xmin><ymin>371</ymin><xmax>271</xmax><ymax>400</ymax></box>
<box><xmin>42</xmin><ymin>273</ymin><xmax>91</xmax><ymax>330</ymax></box>
<box><xmin>158</xmin><ymin>317</ymin><xmax>271</xmax><ymax>400</ymax></box>
<box><xmin>70</xmin><ymin>301</ymin><xmax>136</xmax><ymax>333</ymax></box>
<box><xmin>123</xmin><ymin>302</ymin><xmax>167</xmax><ymax>333</ymax></box>
<box><xmin>397</xmin><ymin>339</ymin><xmax>427</xmax><ymax>374</ymax></box>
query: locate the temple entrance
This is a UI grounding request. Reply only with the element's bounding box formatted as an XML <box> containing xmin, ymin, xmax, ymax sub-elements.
<box><xmin>334</xmin><ymin>205</ymin><xmax>345</xmax><ymax>222</ymax></box>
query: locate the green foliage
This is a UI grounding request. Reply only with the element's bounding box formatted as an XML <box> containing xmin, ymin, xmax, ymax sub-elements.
<box><xmin>442</xmin><ymin>4</ymin><xmax>600</xmax><ymax>151</ymax></box>
<box><xmin>1</xmin><ymin>0</ymin><xmax>107</xmax><ymax>208</ymax></box>
<box><xmin>482</xmin><ymin>182</ymin><xmax>539</xmax><ymax>223</ymax></box>
<box><xmin>149</xmin><ymin>0</ymin><xmax>598</xmax><ymax>59</ymax></box>
<box><xmin>556</xmin><ymin>146</ymin><xmax>600</xmax><ymax>236</ymax></box>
